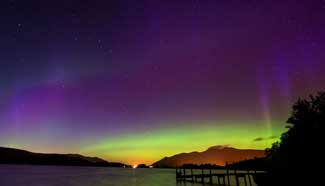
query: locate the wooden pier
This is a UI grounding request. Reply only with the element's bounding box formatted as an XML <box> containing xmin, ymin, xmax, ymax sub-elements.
<box><xmin>176</xmin><ymin>166</ymin><xmax>265</xmax><ymax>186</ymax></box>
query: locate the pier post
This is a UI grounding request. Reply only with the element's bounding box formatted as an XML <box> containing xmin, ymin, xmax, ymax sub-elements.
<box><xmin>219</xmin><ymin>176</ymin><xmax>223</xmax><ymax>186</ymax></box>
<box><xmin>201</xmin><ymin>169</ymin><xmax>204</xmax><ymax>183</ymax></box>
<box><xmin>209</xmin><ymin>168</ymin><xmax>212</xmax><ymax>184</ymax></box>
<box><xmin>234</xmin><ymin>169</ymin><xmax>239</xmax><ymax>186</ymax></box>
<box><xmin>244</xmin><ymin>174</ymin><xmax>247</xmax><ymax>186</ymax></box>
<box><xmin>226</xmin><ymin>162</ymin><xmax>230</xmax><ymax>186</ymax></box>
<box><xmin>191</xmin><ymin>169</ymin><xmax>194</xmax><ymax>182</ymax></box>
<box><xmin>247</xmin><ymin>169</ymin><xmax>252</xmax><ymax>186</ymax></box>
<box><xmin>183</xmin><ymin>168</ymin><xmax>186</xmax><ymax>181</ymax></box>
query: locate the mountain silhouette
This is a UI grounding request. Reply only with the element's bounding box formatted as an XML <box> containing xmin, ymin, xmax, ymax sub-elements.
<box><xmin>152</xmin><ymin>145</ymin><xmax>265</xmax><ymax>168</ymax></box>
<box><xmin>0</xmin><ymin>147</ymin><xmax>128</xmax><ymax>167</ymax></box>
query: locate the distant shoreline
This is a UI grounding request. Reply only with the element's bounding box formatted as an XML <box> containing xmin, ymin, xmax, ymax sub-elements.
<box><xmin>0</xmin><ymin>163</ymin><xmax>128</xmax><ymax>168</ymax></box>
<box><xmin>0</xmin><ymin>147</ymin><xmax>130</xmax><ymax>168</ymax></box>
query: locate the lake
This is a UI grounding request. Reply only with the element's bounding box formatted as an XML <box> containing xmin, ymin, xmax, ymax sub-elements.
<box><xmin>0</xmin><ymin>165</ymin><xmax>205</xmax><ymax>186</ymax></box>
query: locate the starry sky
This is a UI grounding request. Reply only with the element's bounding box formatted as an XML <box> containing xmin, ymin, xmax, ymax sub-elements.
<box><xmin>1</xmin><ymin>0</ymin><xmax>325</xmax><ymax>165</ymax></box>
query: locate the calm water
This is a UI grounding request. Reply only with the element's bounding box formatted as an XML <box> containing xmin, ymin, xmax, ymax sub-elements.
<box><xmin>0</xmin><ymin>165</ymin><xmax>205</xmax><ymax>186</ymax></box>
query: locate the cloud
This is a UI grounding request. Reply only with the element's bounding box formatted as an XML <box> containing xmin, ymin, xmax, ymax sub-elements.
<box><xmin>208</xmin><ymin>145</ymin><xmax>231</xmax><ymax>150</ymax></box>
<box><xmin>253</xmin><ymin>135</ymin><xmax>278</xmax><ymax>142</ymax></box>
<box><xmin>253</xmin><ymin>137</ymin><xmax>264</xmax><ymax>141</ymax></box>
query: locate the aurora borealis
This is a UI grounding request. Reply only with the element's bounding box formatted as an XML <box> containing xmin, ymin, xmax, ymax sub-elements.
<box><xmin>1</xmin><ymin>0</ymin><xmax>325</xmax><ymax>165</ymax></box>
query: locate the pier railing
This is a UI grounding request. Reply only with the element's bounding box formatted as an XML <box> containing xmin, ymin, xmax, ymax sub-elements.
<box><xmin>176</xmin><ymin>165</ymin><xmax>266</xmax><ymax>186</ymax></box>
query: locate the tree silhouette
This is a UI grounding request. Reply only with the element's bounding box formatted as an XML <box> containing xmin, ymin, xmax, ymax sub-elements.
<box><xmin>264</xmin><ymin>92</ymin><xmax>325</xmax><ymax>185</ymax></box>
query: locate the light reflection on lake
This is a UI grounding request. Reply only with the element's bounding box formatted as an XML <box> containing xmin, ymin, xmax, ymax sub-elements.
<box><xmin>0</xmin><ymin>165</ymin><xmax>206</xmax><ymax>186</ymax></box>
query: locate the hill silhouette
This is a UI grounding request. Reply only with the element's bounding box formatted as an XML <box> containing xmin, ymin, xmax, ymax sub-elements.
<box><xmin>0</xmin><ymin>147</ymin><xmax>129</xmax><ymax>167</ymax></box>
<box><xmin>152</xmin><ymin>145</ymin><xmax>265</xmax><ymax>168</ymax></box>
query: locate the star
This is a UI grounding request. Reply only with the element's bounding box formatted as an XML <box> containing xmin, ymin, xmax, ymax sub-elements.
<box><xmin>123</xmin><ymin>73</ymin><xmax>129</xmax><ymax>79</ymax></box>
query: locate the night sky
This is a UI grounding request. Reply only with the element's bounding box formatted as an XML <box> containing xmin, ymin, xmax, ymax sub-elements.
<box><xmin>1</xmin><ymin>0</ymin><xmax>325</xmax><ymax>165</ymax></box>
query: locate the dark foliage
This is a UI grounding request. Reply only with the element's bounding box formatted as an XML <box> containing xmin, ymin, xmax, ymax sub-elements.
<box><xmin>180</xmin><ymin>163</ymin><xmax>224</xmax><ymax>169</ymax></box>
<box><xmin>228</xmin><ymin>157</ymin><xmax>267</xmax><ymax>171</ymax></box>
<box><xmin>137</xmin><ymin>164</ymin><xmax>149</xmax><ymax>168</ymax></box>
<box><xmin>261</xmin><ymin>92</ymin><xmax>325</xmax><ymax>185</ymax></box>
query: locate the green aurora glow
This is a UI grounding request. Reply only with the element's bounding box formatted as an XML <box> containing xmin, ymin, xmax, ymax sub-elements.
<box><xmin>81</xmin><ymin>121</ymin><xmax>286</xmax><ymax>165</ymax></box>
